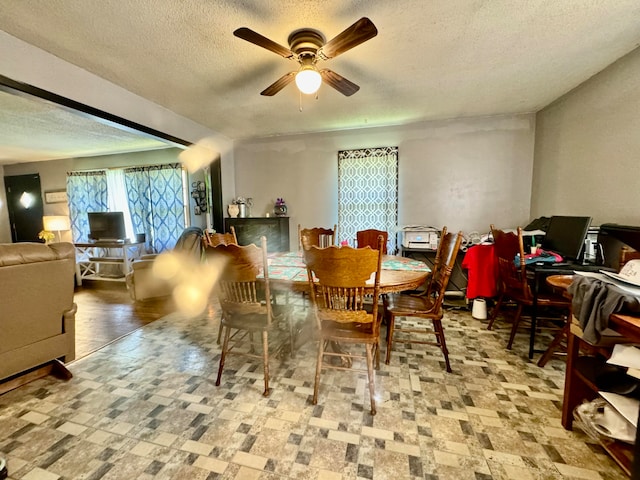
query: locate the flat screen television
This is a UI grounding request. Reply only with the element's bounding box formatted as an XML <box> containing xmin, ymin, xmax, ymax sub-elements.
<box><xmin>541</xmin><ymin>215</ymin><xmax>592</xmax><ymax>261</ymax></box>
<box><xmin>88</xmin><ymin>212</ymin><xmax>127</xmax><ymax>241</ymax></box>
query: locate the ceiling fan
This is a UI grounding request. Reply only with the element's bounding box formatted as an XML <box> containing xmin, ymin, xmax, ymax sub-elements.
<box><xmin>233</xmin><ymin>17</ymin><xmax>378</xmax><ymax>97</ymax></box>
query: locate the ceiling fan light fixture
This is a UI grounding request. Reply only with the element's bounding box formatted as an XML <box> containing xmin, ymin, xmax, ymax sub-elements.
<box><xmin>295</xmin><ymin>66</ymin><xmax>322</xmax><ymax>95</ymax></box>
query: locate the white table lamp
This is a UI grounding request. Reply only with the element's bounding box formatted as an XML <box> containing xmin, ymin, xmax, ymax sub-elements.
<box><xmin>43</xmin><ymin>215</ymin><xmax>71</xmax><ymax>242</ymax></box>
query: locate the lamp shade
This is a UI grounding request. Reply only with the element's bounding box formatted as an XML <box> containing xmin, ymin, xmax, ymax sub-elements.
<box><xmin>295</xmin><ymin>66</ymin><xmax>322</xmax><ymax>95</ymax></box>
<box><xmin>43</xmin><ymin>215</ymin><xmax>71</xmax><ymax>232</ymax></box>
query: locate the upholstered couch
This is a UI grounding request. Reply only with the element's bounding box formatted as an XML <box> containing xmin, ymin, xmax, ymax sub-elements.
<box><xmin>0</xmin><ymin>242</ymin><xmax>76</xmax><ymax>381</ymax></box>
<box><xmin>125</xmin><ymin>227</ymin><xmax>204</xmax><ymax>301</ymax></box>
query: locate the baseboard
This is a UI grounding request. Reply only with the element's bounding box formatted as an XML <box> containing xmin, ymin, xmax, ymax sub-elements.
<box><xmin>0</xmin><ymin>360</ymin><xmax>72</xmax><ymax>396</ymax></box>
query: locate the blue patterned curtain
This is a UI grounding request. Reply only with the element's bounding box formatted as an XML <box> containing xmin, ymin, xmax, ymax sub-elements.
<box><xmin>66</xmin><ymin>171</ymin><xmax>108</xmax><ymax>242</ymax></box>
<box><xmin>124</xmin><ymin>163</ymin><xmax>186</xmax><ymax>253</ymax></box>
<box><xmin>338</xmin><ymin>147</ymin><xmax>399</xmax><ymax>253</ymax></box>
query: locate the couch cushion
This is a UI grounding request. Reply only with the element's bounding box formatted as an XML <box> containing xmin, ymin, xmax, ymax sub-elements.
<box><xmin>0</xmin><ymin>242</ymin><xmax>75</xmax><ymax>266</ymax></box>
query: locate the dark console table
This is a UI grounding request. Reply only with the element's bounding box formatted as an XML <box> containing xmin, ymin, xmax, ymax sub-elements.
<box><xmin>225</xmin><ymin>217</ymin><xmax>290</xmax><ymax>252</ymax></box>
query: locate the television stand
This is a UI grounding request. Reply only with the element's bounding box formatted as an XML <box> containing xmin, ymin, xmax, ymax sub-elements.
<box><xmin>74</xmin><ymin>241</ymin><xmax>144</xmax><ymax>285</ymax></box>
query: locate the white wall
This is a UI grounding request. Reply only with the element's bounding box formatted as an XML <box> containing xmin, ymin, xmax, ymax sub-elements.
<box><xmin>234</xmin><ymin>114</ymin><xmax>536</xmax><ymax>250</ymax></box>
<box><xmin>532</xmin><ymin>47</ymin><xmax>640</xmax><ymax>226</ymax></box>
<box><xmin>0</xmin><ymin>31</ymin><xmax>236</xmax><ymax>239</ymax></box>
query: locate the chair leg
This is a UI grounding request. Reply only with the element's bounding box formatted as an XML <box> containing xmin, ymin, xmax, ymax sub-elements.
<box><xmin>365</xmin><ymin>344</ymin><xmax>376</xmax><ymax>415</ymax></box>
<box><xmin>261</xmin><ymin>330</ymin><xmax>270</xmax><ymax>397</ymax></box>
<box><xmin>216</xmin><ymin>322</ymin><xmax>223</xmax><ymax>345</ymax></box>
<box><xmin>312</xmin><ymin>339</ymin><xmax>325</xmax><ymax>405</ymax></box>
<box><xmin>215</xmin><ymin>325</ymin><xmax>231</xmax><ymax>386</ymax></box>
<box><xmin>374</xmin><ymin>340</ymin><xmax>380</xmax><ymax>370</ymax></box>
<box><xmin>506</xmin><ymin>304</ymin><xmax>524</xmax><ymax>350</ymax></box>
<box><xmin>486</xmin><ymin>293</ymin><xmax>504</xmax><ymax>330</ymax></box>
<box><xmin>537</xmin><ymin>316</ymin><xmax>570</xmax><ymax>368</ymax></box>
<box><xmin>385</xmin><ymin>313</ymin><xmax>396</xmax><ymax>365</ymax></box>
<box><xmin>288</xmin><ymin>315</ymin><xmax>295</xmax><ymax>358</ymax></box>
<box><xmin>432</xmin><ymin>318</ymin><xmax>452</xmax><ymax>373</ymax></box>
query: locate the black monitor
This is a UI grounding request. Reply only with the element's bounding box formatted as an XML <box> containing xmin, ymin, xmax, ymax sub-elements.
<box><xmin>88</xmin><ymin>212</ymin><xmax>127</xmax><ymax>241</ymax></box>
<box><xmin>541</xmin><ymin>215</ymin><xmax>592</xmax><ymax>261</ymax></box>
<box><xmin>597</xmin><ymin>223</ymin><xmax>640</xmax><ymax>269</ymax></box>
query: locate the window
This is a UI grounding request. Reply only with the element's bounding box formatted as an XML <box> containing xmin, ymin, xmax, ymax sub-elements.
<box><xmin>67</xmin><ymin>163</ymin><xmax>187</xmax><ymax>252</ymax></box>
<box><xmin>338</xmin><ymin>147</ymin><xmax>399</xmax><ymax>252</ymax></box>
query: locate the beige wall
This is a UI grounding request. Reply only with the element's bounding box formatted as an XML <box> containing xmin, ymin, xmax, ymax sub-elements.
<box><xmin>532</xmin><ymin>47</ymin><xmax>640</xmax><ymax>226</ymax></box>
<box><xmin>3</xmin><ymin>148</ymin><xmax>211</xmax><ymax>242</ymax></box>
<box><xmin>234</xmin><ymin>114</ymin><xmax>536</xmax><ymax>250</ymax></box>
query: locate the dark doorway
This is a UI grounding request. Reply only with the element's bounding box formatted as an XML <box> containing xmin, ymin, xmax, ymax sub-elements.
<box><xmin>209</xmin><ymin>158</ymin><xmax>224</xmax><ymax>233</ymax></box>
<box><xmin>4</xmin><ymin>173</ymin><xmax>44</xmax><ymax>242</ymax></box>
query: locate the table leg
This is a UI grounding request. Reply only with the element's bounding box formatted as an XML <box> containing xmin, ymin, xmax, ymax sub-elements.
<box><xmin>529</xmin><ymin>273</ymin><xmax>539</xmax><ymax>359</ymax></box>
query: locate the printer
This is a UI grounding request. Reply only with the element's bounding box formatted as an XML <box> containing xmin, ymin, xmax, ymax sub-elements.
<box><xmin>401</xmin><ymin>226</ymin><xmax>440</xmax><ymax>250</ymax></box>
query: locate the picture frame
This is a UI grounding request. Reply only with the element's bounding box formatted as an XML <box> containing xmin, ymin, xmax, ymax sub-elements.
<box><xmin>44</xmin><ymin>190</ymin><xmax>68</xmax><ymax>204</ymax></box>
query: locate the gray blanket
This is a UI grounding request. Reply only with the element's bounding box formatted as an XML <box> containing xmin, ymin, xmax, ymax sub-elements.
<box><xmin>567</xmin><ymin>276</ymin><xmax>640</xmax><ymax>343</ymax></box>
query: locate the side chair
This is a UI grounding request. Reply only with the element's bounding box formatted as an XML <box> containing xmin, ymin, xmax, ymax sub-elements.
<box><xmin>304</xmin><ymin>235</ymin><xmax>384</xmax><ymax>415</ymax></box>
<box><xmin>487</xmin><ymin>225</ymin><xmax>571</xmax><ymax>353</ymax></box>
<box><xmin>206</xmin><ymin>236</ymin><xmax>293</xmax><ymax>396</ymax></box>
<box><xmin>357</xmin><ymin>229</ymin><xmax>388</xmax><ymax>254</ymax></box>
<box><xmin>298</xmin><ymin>224</ymin><xmax>337</xmax><ymax>250</ymax></box>
<box><xmin>202</xmin><ymin>226</ymin><xmax>239</xmax><ymax>344</ymax></box>
<box><xmin>383</xmin><ymin>227</ymin><xmax>463</xmax><ymax>372</ymax></box>
<box><xmin>203</xmin><ymin>226</ymin><xmax>237</xmax><ymax>248</ymax></box>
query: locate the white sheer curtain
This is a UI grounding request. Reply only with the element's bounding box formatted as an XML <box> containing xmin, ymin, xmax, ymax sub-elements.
<box><xmin>106</xmin><ymin>169</ymin><xmax>135</xmax><ymax>240</ymax></box>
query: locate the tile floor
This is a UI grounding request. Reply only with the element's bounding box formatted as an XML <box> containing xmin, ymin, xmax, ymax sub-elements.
<box><xmin>0</xmin><ymin>301</ymin><xmax>629</xmax><ymax>480</ymax></box>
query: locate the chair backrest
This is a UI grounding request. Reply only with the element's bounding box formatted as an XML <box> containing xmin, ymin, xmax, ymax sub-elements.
<box><xmin>490</xmin><ymin>225</ymin><xmax>531</xmax><ymax>300</ymax></box>
<box><xmin>299</xmin><ymin>224</ymin><xmax>337</xmax><ymax>250</ymax></box>
<box><xmin>422</xmin><ymin>227</ymin><xmax>463</xmax><ymax>313</ymax></box>
<box><xmin>175</xmin><ymin>226</ymin><xmax>204</xmax><ymax>258</ymax></box>
<box><xmin>206</xmin><ymin>236</ymin><xmax>273</xmax><ymax>321</ymax></box>
<box><xmin>356</xmin><ymin>229</ymin><xmax>388</xmax><ymax>254</ymax></box>
<box><xmin>303</xmin><ymin>236</ymin><xmax>384</xmax><ymax>334</ymax></box>
<box><xmin>203</xmin><ymin>226</ymin><xmax>238</xmax><ymax>247</ymax></box>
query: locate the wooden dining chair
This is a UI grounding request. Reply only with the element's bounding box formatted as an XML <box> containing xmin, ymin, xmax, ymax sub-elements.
<box><xmin>203</xmin><ymin>226</ymin><xmax>237</xmax><ymax>247</ymax></box>
<box><xmin>303</xmin><ymin>235</ymin><xmax>384</xmax><ymax>415</ymax></box>
<box><xmin>383</xmin><ymin>227</ymin><xmax>463</xmax><ymax>372</ymax></box>
<box><xmin>487</xmin><ymin>225</ymin><xmax>571</xmax><ymax>352</ymax></box>
<box><xmin>357</xmin><ymin>229</ymin><xmax>388</xmax><ymax>254</ymax></box>
<box><xmin>298</xmin><ymin>224</ymin><xmax>337</xmax><ymax>250</ymax></box>
<box><xmin>203</xmin><ymin>226</ymin><xmax>239</xmax><ymax>344</ymax></box>
<box><xmin>206</xmin><ymin>236</ymin><xmax>293</xmax><ymax>396</ymax></box>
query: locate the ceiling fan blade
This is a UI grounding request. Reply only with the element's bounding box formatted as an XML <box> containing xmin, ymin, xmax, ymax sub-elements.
<box><xmin>318</xmin><ymin>17</ymin><xmax>378</xmax><ymax>60</ymax></box>
<box><xmin>320</xmin><ymin>69</ymin><xmax>360</xmax><ymax>96</ymax></box>
<box><xmin>260</xmin><ymin>72</ymin><xmax>296</xmax><ymax>96</ymax></box>
<box><xmin>233</xmin><ymin>27</ymin><xmax>294</xmax><ymax>59</ymax></box>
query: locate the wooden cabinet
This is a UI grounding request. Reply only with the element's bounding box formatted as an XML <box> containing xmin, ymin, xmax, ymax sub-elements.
<box><xmin>225</xmin><ymin>217</ymin><xmax>290</xmax><ymax>252</ymax></box>
<box><xmin>562</xmin><ymin>315</ymin><xmax>640</xmax><ymax>476</ymax></box>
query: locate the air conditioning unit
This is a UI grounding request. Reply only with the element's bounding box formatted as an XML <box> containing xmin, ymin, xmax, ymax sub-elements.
<box><xmin>401</xmin><ymin>226</ymin><xmax>440</xmax><ymax>250</ymax></box>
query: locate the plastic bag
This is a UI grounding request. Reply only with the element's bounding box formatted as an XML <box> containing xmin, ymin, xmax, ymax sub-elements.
<box><xmin>574</xmin><ymin>398</ymin><xmax>636</xmax><ymax>444</ymax></box>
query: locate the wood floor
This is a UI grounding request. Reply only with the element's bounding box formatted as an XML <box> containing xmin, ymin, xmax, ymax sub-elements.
<box><xmin>73</xmin><ymin>281</ymin><xmax>175</xmax><ymax>359</ymax></box>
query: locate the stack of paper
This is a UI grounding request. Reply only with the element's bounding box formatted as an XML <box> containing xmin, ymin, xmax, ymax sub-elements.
<box><xmin>608</xmin><ymin>344</ymin><xmax>640</xmax><ymax>378</ymax></box>
<box><xmin>604</xmin><ymin>343</ymin><xmax>640</xmax><ymax>439</ymax></box>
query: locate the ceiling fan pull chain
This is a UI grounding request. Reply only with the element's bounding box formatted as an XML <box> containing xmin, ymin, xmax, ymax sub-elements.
<box><xmin>299</xmin><ymin>90</ymin><xmax>303</xmax><ymax>112</ymax></box>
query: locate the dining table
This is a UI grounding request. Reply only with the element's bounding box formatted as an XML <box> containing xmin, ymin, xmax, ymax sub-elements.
<box><xmin>263</xmin><ymin>249</ymin><xmax>431</xmax><ymax>364</ymax></box>
<box><xmin>264</xmin><ymin>250</ymin><xmax>431</xmax><ymax>293</ymax></box>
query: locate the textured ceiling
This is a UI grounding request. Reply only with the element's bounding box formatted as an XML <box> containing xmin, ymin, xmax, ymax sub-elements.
<box><xmin>0</xmin><ymin>0</ymin><xmax>639</xmax><ymax>161</ymax></box>
<box><xmin>0</xmin><ymin>90</ymin><xmax>172</xmax><ymax>164</ymax></box>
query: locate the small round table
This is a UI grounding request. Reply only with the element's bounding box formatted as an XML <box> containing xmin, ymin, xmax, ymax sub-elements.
<box><xmin>546</xmin><ymin>274</ymin><xmax>574</xmax><ymax>298</ymax></box>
